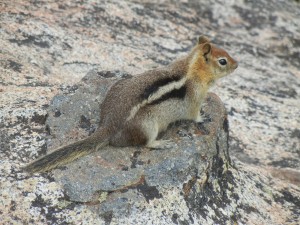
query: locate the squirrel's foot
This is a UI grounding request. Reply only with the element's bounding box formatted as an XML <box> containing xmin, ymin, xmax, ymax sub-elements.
<box><xmin>146</xmin><ymin>140</ymin><xmax>176</xmax><ymax>149</ymax></box>
<box><xmin>195</xmin><ymin>113</ymin><xmax>204</xmax><ymax>123</ymax></box>
<box><xmin>195</xmin><ymin>109</ymin><xmax>213</xmax><ymax>123</ymax></box>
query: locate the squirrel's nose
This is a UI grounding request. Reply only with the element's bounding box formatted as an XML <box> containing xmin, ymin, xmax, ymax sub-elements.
<box><xmin>233</xmin><ymin>61</ymin><xmax>238</xmax><ymax>69</ymax></box>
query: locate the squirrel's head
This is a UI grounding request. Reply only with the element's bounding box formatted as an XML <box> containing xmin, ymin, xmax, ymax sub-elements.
<box><xmin>188</xmin><ymin>36</ymin><xmax>238</xmax><ymax>84</ymax></box>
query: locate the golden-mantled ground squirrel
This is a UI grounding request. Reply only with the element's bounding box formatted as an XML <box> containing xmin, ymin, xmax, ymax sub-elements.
<box><xmin>25</xmin><ymin>36</ymin><xmax>238</xmax><ymax>173</ymax></box>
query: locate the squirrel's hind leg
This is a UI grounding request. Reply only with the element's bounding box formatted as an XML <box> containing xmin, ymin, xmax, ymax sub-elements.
<box><xmin>143</xmin><ymin>121</ymin><xmax>176</xmax><ymax>149</ymax></box>
<box><xmin>109</xmin><ymin>122</ymin><xmax>148</xmax><ymax>147</ymax></box>
<box><xmin>110</xmin><ymin>118</ymin><xmax>176</xmax><ymax>149</ymax></box>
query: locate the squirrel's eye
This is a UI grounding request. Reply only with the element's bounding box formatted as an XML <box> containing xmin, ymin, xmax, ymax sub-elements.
<box><xmin>218</xmin><ymin>58</ymin><xmax>227</xmax><ymax>66</ymax></box>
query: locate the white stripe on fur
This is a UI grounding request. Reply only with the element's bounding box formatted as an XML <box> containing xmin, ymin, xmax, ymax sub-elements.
<box><xmin>126</xmin><ymin>76</ymin><xmax>187</xmax><ymax>121</ymax></box>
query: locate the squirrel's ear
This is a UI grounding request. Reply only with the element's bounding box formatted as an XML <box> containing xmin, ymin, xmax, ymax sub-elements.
<box><xmin>198</xmin><ymin>36</ymin><xmax>210</xmax><ymax>45</ymax></box>
<box><xmin>202</xmin><ymin>43</ymin><xmax>211</xmax><ymax>56</ymax></box>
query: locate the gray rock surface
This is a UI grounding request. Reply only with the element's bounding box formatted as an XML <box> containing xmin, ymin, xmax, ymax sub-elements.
<box><xmin>46</xmin><ymin>70</ymin><xmax>229</xmax><ymax>203</ymax></box>
<box><xmin>1</xmin><ymin>0</ymin><xmax>300</xmax><ymax>224</ymax></box>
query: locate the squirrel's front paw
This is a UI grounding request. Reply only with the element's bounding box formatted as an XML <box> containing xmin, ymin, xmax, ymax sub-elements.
<box><xmin>195</xmin><ymin>110</ymin><xmax>212</xmax><ymax>123</ymax></box>
<box><xmin>195</xmin><ymin>113</ymin><xmax>204</xmax><ymax>123</ymax></box>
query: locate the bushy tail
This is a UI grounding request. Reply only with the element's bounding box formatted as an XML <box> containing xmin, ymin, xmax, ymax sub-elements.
<box><xmin>24</xmin><ymin>132</ymin><xmax>110</xmax><ymax>173</ymax></box>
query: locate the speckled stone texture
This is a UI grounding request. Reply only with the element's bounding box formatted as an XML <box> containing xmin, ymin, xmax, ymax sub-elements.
<box><xmin>1</xmin><ymin>0</ymin><xmax>300</xmax><ymax>224</ymax></box>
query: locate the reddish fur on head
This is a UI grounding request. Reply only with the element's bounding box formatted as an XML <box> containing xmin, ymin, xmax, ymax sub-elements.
<box><xmin>188</xmin><ymin>36</ymin><xmax>238</xmax><ymax>85</ymax></box>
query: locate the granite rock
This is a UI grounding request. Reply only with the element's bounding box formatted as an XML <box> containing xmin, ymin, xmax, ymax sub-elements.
<box><xmin>45</xmin><ymin>70</ymin><xmax>230</xmax><ymax>203</ymax></box>
<box><xmin>1</xmin><ymin>0</ymin><xmax>300</xmax><ymax>224</ymax></box>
